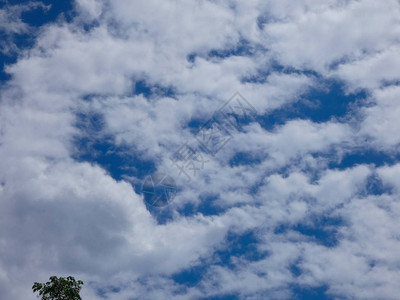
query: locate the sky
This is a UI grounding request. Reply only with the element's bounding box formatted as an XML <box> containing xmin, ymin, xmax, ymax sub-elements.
<box><xmin>0</xmin><ymin>0</ymin><xmax>400</xmax><ymax>299</ymax></box>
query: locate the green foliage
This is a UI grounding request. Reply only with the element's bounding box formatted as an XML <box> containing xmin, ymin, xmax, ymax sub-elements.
<box><xmin>32</xmin><ymin>276</ymin><xmax>84</xmax><ymax>300</ymax></box>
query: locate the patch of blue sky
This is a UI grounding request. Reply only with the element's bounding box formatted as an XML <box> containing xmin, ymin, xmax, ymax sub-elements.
<box><xmin>296</xmin><ymin>145</ymin><xmax>400</xmax><ymax>188</ymax></box>
<box><xmin>361</xmin><ymin>173</ymin><xmax>390</xmax><ymax>196</ymax></box>
<box><xmin>93</xmin><ymin>281</ymin><xmax>122</xmax><ymax>299</ymax></box>
<box><xmin>0</xmin><ymin>52</ymin><xmax>13</xmax><ymax>82</ymax></box>
<box><xmin>186</xmin><ymin>105</ymin><xmax>257</xmax><ymax>139</ymax></box>
<box><xmin>250</xmin><ymin>148</ymin><xmax>393</xmax><ymax>198</ymax></box>
<box><xmin>329</xmin><ymin>149</ymin><xmax>400</xmax><ymax>170</ymax></box>
<box><xmin>290</xmin><ymin>285</ymin><xmax>332</xmax><ymax>300</ymax></box>
<box><xmin>172</xmin><ymin>230</ymin><xmax>268</xmax><ymax>288</ymax></box>
<box><xmin>256</xmin><ymin>15</ymin><xmax>269</xmax><ymax>30</ymax></box>
<box><xmin>183</xmin><ymin>76</ymin><xmax>378</xmax><ymax>180</ymax></box>
<box><xmin>380</xmin><ymin>78</ymin><xmax>400</xmax><ymax>88</ymax></box>
<box><xmin>72</xmin><ymin>111</ymin><xmax>183</xmax><ymax>225</ymax></box>
<box><xmin>313</xmin><ymin>148</ymin><xmax>398</xmax><ymax>195</ymax></box>
<box><xmin>274</xmin><ymin>215</ymin><xmax>343</xmax><ymax>248</ymax></box>
<box><xmin>258</xmin><ymin>79</ymin><xmax>368</xmax><ymax>130</ymax></box>
<box><xmin>178</xmin><ymin>193</ymin><xmax>224</xmax><ymax>217</ymax></box>
<box><xmin>287</xmin><ymin>146</ymin><xmax>400</xmax><ymax>191</ymax></box>
<box><xmin>172</xmin><ymin>264</ymin><xmax>206</xmax><ymax>288</ymax></box>
<box><xmin>72</xmin><ymin>110</ymin><xmax>156</xmax><ymax>183</ymax></box>
<box><xmin>172</xmin><ymin>230</ymin><xmax>269</xmax><ymax>298</ymax></box>
<box><xmin>207</xmin><ymin>38</ymin><xmax>257</xmax><ymax>59</ymax></box>
<box><xmin>74</xmin><ymin>79</ymin><xmax>176</xmax><ymax>101</ymax></box>
<box><xmin>132</xmin><ymin>79</ymin><xmax>176</xmax><ymax>99</ymax></box>
<box><xmin>95</xmin><ymin>285</ymin><xmax>120</xmax><ymax>299</ymax></box>
<box><xmin>289</xmin><ymin>258</ymin><xmax>303</xmax><ymax>278</ymax></box>
<box><xmin>187</xmin><ymin>38</ymin><xmax>265</xmax><ymax>64</ymax></box>
<box><xmin>272</xmin><ymin>159</ymin><xmax>323</xmax><ymax>184</ymax></box>
<box><xmin>198</xmin><ymin>294</ymin><xmax>240</xmax><ymax>300</ymax></box>
<box><xmin>214</xmin><ymin>230</ymin><xmax>269</xmax><ymax>267</ymax></box>
<box><xmin>18</xmin><ymin>0</ymin><xmax>75</xmax><ymax>26</ymax></box>
<box><xmin>145</xmin><ymin>203</ymin><xmax>177</xmax><ymax>225</ymax></box>
<box><xmin>173</xmin><ymin>258</ymin><xmax>334</xmax><ymax>300</ymax></box>
<box><xmin>229</xmin><ymin>151</ymin><xmax>266</xmax><ymax>167</ymax></box>
<box><xmin>0</xmin><ymin>0</ymin><xmax>75</xmax><ymax>81</ymax></box>
<box><xmin>241</xmin><ymin>60</ymin><xmax>318</xmax><ymax>84</ymax></box>
<box><xmin>226</xmin><ymin>147</ymin><xmax>395</xmax><ymax>203</ymax></box>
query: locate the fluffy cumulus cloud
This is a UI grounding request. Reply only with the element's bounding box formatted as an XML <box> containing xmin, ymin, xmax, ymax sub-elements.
<box><xmin>0</xmin><ymin>0</ymin><xmax>400</xmax><ymax>299</ymax></box>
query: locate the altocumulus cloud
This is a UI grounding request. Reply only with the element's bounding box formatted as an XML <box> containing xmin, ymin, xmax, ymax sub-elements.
<box><xmin>0</xmin><ymin>0</ymin><xmax>400</xmax><ymax>299</ymax></box>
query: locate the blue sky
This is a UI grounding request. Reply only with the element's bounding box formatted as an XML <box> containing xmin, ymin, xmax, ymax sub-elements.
<box><xmin>1</xmin><ymin>1</ymin><xmax>400</xmax><ymax>299</ymax></box>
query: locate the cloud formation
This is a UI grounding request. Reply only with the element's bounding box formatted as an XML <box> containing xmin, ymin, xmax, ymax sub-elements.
<box><xmin>0</xmin><ymin>0</ymin><xmax>400</xmax><ymax>299</ymax></box>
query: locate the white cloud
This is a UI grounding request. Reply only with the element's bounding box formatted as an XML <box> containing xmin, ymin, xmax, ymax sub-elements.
<box><xmin>358</xmin><ymin>86</ymin><xmax>400</xmax><ymax>150</ymax></box>
<box><xmin>262</xmin><ymin>0</ymin><xmax>400</xmax><ymax>73</ymax></box>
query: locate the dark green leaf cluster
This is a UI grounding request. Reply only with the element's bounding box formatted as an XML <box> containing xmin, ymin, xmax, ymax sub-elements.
<box><xmin>32</xmin><ymin>276</ymin><xmax>84</xmax><ymax>300</ymax></box>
